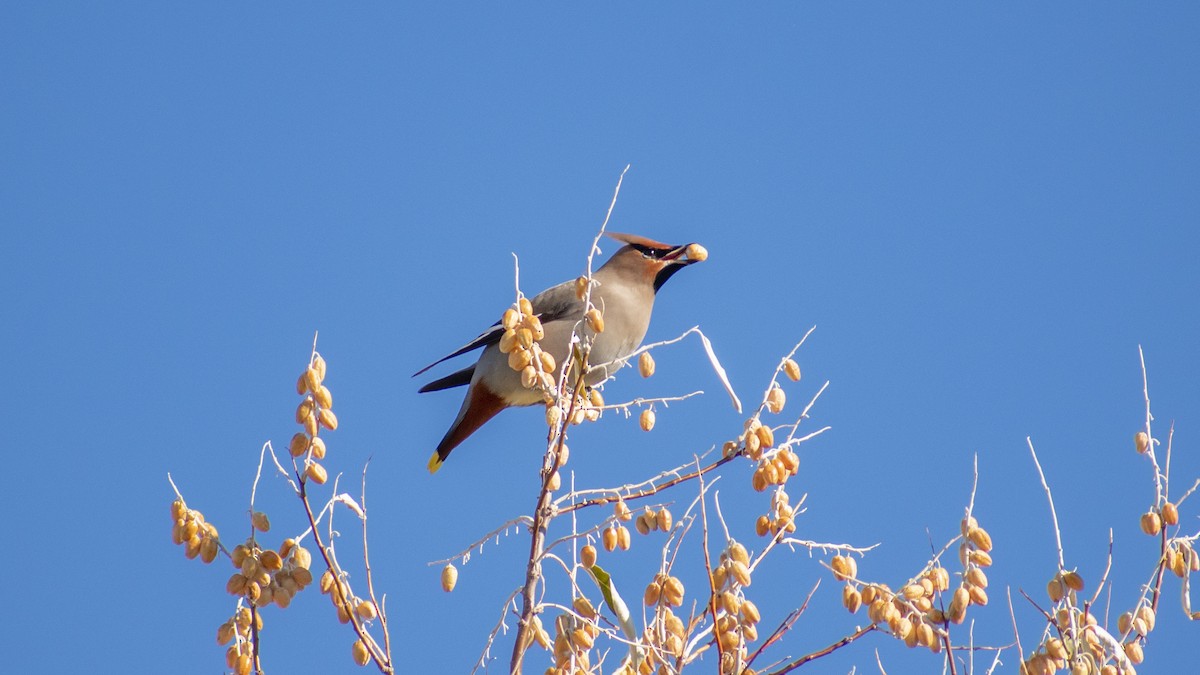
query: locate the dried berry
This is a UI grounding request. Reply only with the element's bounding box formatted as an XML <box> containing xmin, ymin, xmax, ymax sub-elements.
<box><xmin>441</xmin><ymin>563</ymin><xmax>458</xmax><ymax>592</ymax></box>
<box><xmin>640</xmin><ymin>408</ymin><xmax>655</xmax><ymax>432</ymax></box>
<box><xmin>766</xmin><ymin>387</ymin><xmax>786</xmax><ymax>414</ymax></box>
<box><xmin>251</xmin><ymin>511</ymin><xmax>270</xmax><ymax>533</ymax></box>
<box><xmin>638</xmin><ymin>352</ymin><xmax>655</xmax><ymax>378</ymax></box>
<box><xmin>783</xmin><ymin>358</ymin><xmax>801</xmax><ymax>382</ymax></box>
<box><xmin>352</xmin><ymin>639</ymin><xmax>370</xmax><ymax>666</ymax></box>
<box><xmin>585</xmin><ymin>308</ymin><xmax>605</xmax><ymax>333</ymax></box>
<box><xmin>305</xmin><ymin>461</ymin><xmax>328</xmax><ymax>485</ymax></box>
<box><xmin>1140</xmin><ymin>511</ymin><xmax>1162</xmax><ymax>536</ymax></box>
<box><xmin>843</xmin><ymin>584</ymin><xmax>862</xmax><ymax>613</ymax></box>
<box><xmin>1134</xmin><ymin>431</ymin><xmax>1150</xmax><ymax>454</ymax></box>
<box><xmin>1162</xmin><ymin>502</ymin><xmax>1180</xmax><ymax>526</ymax></box>
<box><xmin>656</xmin><ymin>508</ymin><xmax>673</xmax><ymax>532</ymax></box>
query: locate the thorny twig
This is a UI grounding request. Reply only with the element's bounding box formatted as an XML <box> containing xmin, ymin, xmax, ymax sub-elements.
<box><xmin>429</xmin><ymin>516</ymin><xmax>536</xmax><ymax>568</ymax></box>
<box><xmin>593</xmin><ymin>391</ymin><xmax>704</xmax><ymax>416</ymax></box>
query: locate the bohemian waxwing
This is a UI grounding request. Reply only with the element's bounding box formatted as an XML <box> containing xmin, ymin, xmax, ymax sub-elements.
<box><xmin>416</xmin><ymin>232</ymin><xmax>708</xmax><ymax>473</ymax></box>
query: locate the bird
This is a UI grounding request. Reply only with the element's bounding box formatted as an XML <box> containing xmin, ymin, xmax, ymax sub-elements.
<box><xmin>415</xmin><ymin>232</ymin><xmax>708</xmax><ymax>473</ymax></box>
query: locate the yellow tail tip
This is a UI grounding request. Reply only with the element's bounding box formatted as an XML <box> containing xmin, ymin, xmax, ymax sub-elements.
<box><xmin>427</xmin><ymin>452</ymin><xmax>443</xmax><ymax>474</ymax></box>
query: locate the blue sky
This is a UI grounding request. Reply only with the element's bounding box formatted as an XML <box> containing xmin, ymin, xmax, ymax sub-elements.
<box><xmin>4</xmin><ymin>3</ymin><xmax>1198</xmax><ymax>673</ymax></box>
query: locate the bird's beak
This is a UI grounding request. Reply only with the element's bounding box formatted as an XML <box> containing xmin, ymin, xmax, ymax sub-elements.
<box><xmin>650</xmin><ymin>242</ymin><xmax>707</xmax><ymax>292</ymax></box>
<box><xmin>661</xmin><ymin>242</ymin><xmax>709</xmax><ymax>265</ymax></box>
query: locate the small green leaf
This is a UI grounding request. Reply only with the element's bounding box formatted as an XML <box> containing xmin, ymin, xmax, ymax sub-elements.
<box><xmin>586</xmin><ymin>564</ymin><xmax>640</xmax><ymax>661</ymax></box>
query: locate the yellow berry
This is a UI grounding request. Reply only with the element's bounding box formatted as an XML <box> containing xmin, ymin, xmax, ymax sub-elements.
<box><xmin>1162</xmin><ymin>502</ymin><xmax>1179</xmax><ymax>526</ymax></box>
<box><xmin>967</xmin><ymin>526</ymin><xmax>993</xmax><ymax>552</ymax></box>
<box><xmin>304</xmin><ymin>366</ymin><xmax>321</xmax><ymax>392</ymax></box>
<box><xmin>783</xmin><ymin>359</ymin><xmax>801</xmax><ymax>382</ymax></box>
<box><xmin>441</xmin><ymin>563</ymin><xmax>458</xmax><ymax>592</ymax></box>
<box><xmin>656</xmin><ymin>508</ymin><xmax>673</xmax><ymax>532</ymax></box>
<box><xmin>289</xmin><ymin>433</ymin><xmax>310</xmax><ymax>457</ymax></box>
<box><xmin>502</xmin><ymin>308</ymin><xmax>520</xmax><ymax>330</ymax></box>
<box><xmin>252</xmin><ymin>511</ymin><xmax>270</xmax><ymax>533</ymax></box>
<box><xmin>766</xmin><ymin>387</ymin><xmax>786</xmax><ymax>414</ymax></box>
<box><xmin>640</xmin><ymin>409</ymin><xmax>655</xmax><ymax>432</ymax></box>
<box><xmin>314</xmin><ymin>385</ymin><xmax>333</xmax><ymax>409</ymax></box>
<box><xmin>305</xmin><ymin>461</ymin><xmax>328</xmax><ymax>485</ymax></box>
<box><xmin>585</xmin><ymin>308</ymin><xmax>604</xmax><ymax>333</ymax></box>
<box><xmin>352</xmin><ymin>639</ymin><xmax>371</xmax><ymax>666</ymax></box>
<box><xmin>638</xmin><ymin>352</ymin><xmax>655</xmax><ymax>378</ymax></box>
<box><xmin>1141</xmin><ymin>511</ymin><xmax>1162</xmax><ymax>536</ymax></box>
<box><xmin>1135</xmin><ymin>431</ymin><xmax>1149</xmax><ymax>453</ymax></box>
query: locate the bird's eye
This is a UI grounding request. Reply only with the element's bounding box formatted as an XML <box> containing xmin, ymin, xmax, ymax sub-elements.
<box><xmin>632</xmin><ymin>244</ymin><xmax>659</xmax><ymax>259</ymax></box>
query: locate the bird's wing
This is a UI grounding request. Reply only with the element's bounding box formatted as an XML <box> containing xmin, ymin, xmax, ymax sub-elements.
<box><xmin>413</xmin><ymin>280</ymin><xmax>583</xmax><ymax>378</ymax></box>
<box><xmin>417</xmin><ymin>364</ymin><xmax>476</xmax><ymax>392</ymax></box>
<box><xmin>412</xmin><ymin>323</ymin><xmax>502</xmax><ymax>377</ymax></box>
<box><xmin>529</xmin><ymin>280</ymin><xmax>584</xmax><ymax>325</ymax></box>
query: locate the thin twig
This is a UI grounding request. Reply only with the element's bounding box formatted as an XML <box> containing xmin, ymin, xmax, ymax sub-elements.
<box><xmin>298</xmin><ymin>476</ymin><xmax>391</xmax><ymax>672</ymax></box>
<box><xmin>754</xmin><ymin>326</ymin><xmax>817</xmax><ymax>421</ymax></box>
<box><xmin>590</xmin><ymin>326</ymin><xmax>741</xmax><ymax>412</ymax></box>
<box><xmin>593</xmin><ymin>391</ymin><xmax>704</xmax><ymax>415</ymax></box>
<box><xmin>1139</xmin><ymin>346</ymin><xmax>1165</xmax><ymax>506</ymax></box>
<box><xmin>1088</xmin><ymin>530</ymin><xmax>1114</xmax><ymax>607</ymax></box>
<box><xmin>1008</xmin><ymin>586</ymin><xmax>1027</xmax><ymax>672</ymax></box>
<box><xmin>510</xmin><ymin>364</ymin><xmax>586</xmax><ymax>673</ymax></box>
<box><xmin>249</xmin><ymin>603</ymin><xmax>263</xmax><ymax>675</ymax></box>
<box><xmin>249</xmin><ymin>442</ymin><xmax>270</xmax><ymax>513</ymax></box>
<box><xmin>764</xmin><ymin>625</ymin><xmax>879</xmax><ymax>674</ymax></box>
<box><xmin>471</xmin><ymin>589</ymin><xmax>522</xmax><ymax>675</ymax></box>
<box><xmin>1165</xmin><ymin>422</ymin><xmax>1174</xmax><ymax>498</ymax></box>
<box><xmin>744</xmin><ymin>580</ymin><xmax>821</xmax><ymax>668</ymax></box>
<box><xmin>697</xmin><ymin>462</ymin><xmax>725</xmax><ymax>668</ymax></box>
<box><xmin>586</xmin><ymin>165</ymin><xmax>629</xmax><ymax>279</ymax></box>
<box><xmin>1177</xmin><ymin>478</ymin><xmax>1200</xmax><ymax>507</ymax></box>
<box><xmin>1027</xmin><ymin>438</ymin><xmax>1065</xmax><ymax>570</ymax></box>
<box><xmin>559</xmin><ymin>453</ymin><xmax>736</xmax><ymax>514</ymax></box>
<box><xmin>558</xmin><ymin>427</ymin><xmax>832</xmax><ymax>517</ymax></box>
<box><xmin>429</xmin><ymin>516</ymin><xmax>536</xmax><ymax>567</ymax></box>
<box><xmin>360</xmin><ymin>459</ymin><xmax>392</xmax><ymax>666</ymax></box>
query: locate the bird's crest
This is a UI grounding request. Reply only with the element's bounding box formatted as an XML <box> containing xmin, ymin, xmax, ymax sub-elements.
<box><xmin>605</xmin><ymin>231</ymin><xmax>674</xmax><ymax>251</ymax></box>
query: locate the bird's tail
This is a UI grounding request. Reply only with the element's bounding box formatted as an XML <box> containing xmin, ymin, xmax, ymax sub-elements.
<box><xmin>427</xmin><ymin>381</ymin><xmax>506</xmax><ymax>474</ymax></box>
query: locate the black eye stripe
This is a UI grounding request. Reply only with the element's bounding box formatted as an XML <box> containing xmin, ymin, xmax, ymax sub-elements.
<box><xmin>632</xmin><ymin>243</ymin><xmax>665</xmax><ymax>258</ymax></box>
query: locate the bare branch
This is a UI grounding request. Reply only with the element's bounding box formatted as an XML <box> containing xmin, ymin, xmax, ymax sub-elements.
<box><xmin>471</xmin><ymin>589</ymin><xmax>522</xmax><ymax>675</ymax></box>
<box><xmin>764</xmin><ymin>625</ymin><xmax>879</xmax><ymax>674</ymax></box>
<box><xmin>1026</xmin><ymin>438</ymin><xmax>1065</xmax><ymax>570</ymax></box>
<box><xmin>429</xmin><ymin>516</ymin><xmax>536</xmax><ymax>568</ymax></box>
